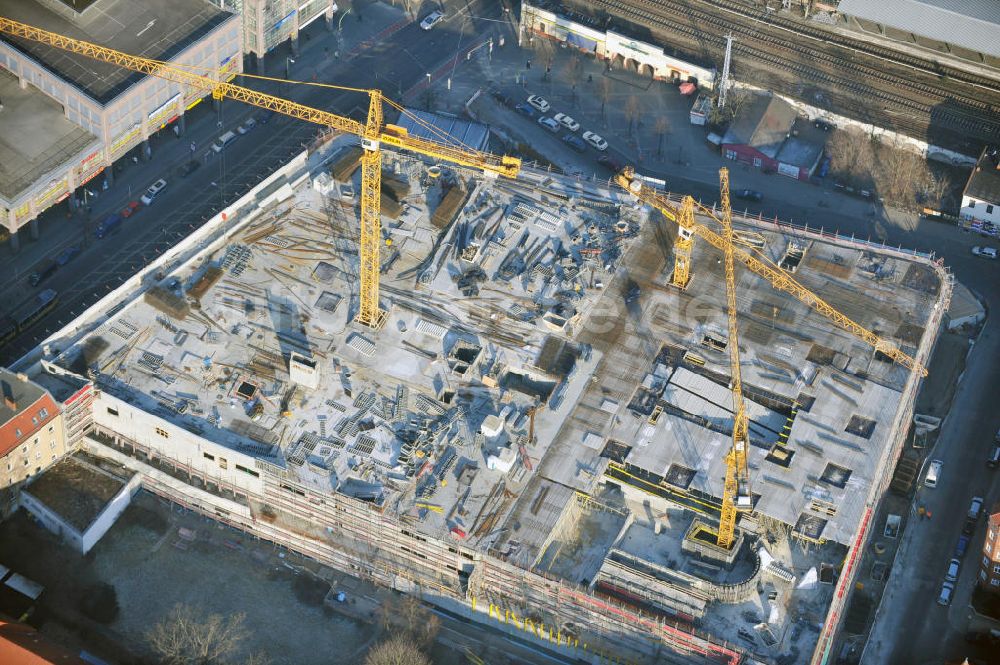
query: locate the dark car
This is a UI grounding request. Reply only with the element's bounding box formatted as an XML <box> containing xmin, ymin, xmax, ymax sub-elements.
<box><xmin>736</xmin><ymin>189</ymin><xmax>764</xmax><ymax>202</ymax></box>
<box><xmin>29</xmin><ymin>259</ymin><xmax>58</xmax><ymax>287</ymax></box>
<box><xmin>258</xmin><ymin>110</ymin><xmax>276</xmax><ymax>124</ymax></box>
<box><xmin>515</xmin><ymin>102</ymin><xmax>537</xmax><ymax>118</ymax></box>
<box><xmin>955</xmin><ymin>534</ymin><xmax>970</xmax><ymax>558</ymax></box>
<box><xmin>490</xmin><ymin>90</ymin><xmax>514</xmax><ymax>108</ymax></box>
<box><xmin>597</xmin><ymin>154</ymin><xmax>624</xmax><ymax>173</ymax></box>
<box><xmin>562</xmin><ymin>134</ymin><xmax>586</xmax><ymax>152</ymax></box>
<box><xmin>813</xmin><ymin>119</ymin><xmax>834</xmax><ymax>132</ymax></box>
<box><xmin>55</xmin><ymin>246</ymin><xmax>80</xmax><ymax>266</ymax></box>
<box><xmin>179</xmin><ymin>160</ymin><xmax>201</xmax><ymax>177</ymax></box>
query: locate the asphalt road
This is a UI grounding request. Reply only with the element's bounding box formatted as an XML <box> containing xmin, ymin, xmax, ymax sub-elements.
<box><xmin>0</xmin><ymin>0</ymin><xmax>499</xmax><ymax>365</ymax></box>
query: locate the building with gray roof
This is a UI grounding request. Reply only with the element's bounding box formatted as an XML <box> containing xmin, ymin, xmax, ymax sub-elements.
<box><xmin>838</xmin><ymin>0</ymin><xmax>1000</xmax><ymax>64</ymax></box>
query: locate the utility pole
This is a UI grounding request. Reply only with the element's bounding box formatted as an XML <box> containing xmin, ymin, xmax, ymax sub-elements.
<box><xmin>718</xmin><ymin>33</ymin><xmax>734</xmax><ymax>109</ymax></box>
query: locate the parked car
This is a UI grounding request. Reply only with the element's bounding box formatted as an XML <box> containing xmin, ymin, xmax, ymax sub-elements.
<box><xmin>94</xmin><ymin>213</ymin><xmax>123</xmax><ymax>240</ymax></box>
<box><xmin>515</xmin><ymin>102</ymin><xmax>537</xmax><ymax>118</ymax></box>
<box><xmin>538</xmin><ymin>116</ymin><xmax>560</xmax><ymax>133</ymax></box>
<box><xmin>29</xmin><ymin>259</ymin><xmax>58</xmax><ymax>287</ymax></box>
<box><xmin>55</xmin><ymin>245</ymin><xmax>80</xmax><ymax>266</ymax></box>
<box><xmin>972</xmin><ymin>246</ymin><xmax>998</xmax><ymax>259</ymax></box>
<box><xmin>924</xmin><ymin>459</ymin><xmax>942</xmax><ymax>488</ymax></box>
<box><xmin>937</xmin><ymin>581</ymin><xmax>954</xmax><ymax>606</ymax></box>
<box><xmin>597</xmin><ymin>154</ymin><xmax>623</xmax><ymax>173</ymax></box>
<box><xmin>736</xmin><ymin>189</ymin><xmax>764</xmax><ymax>202</ymax></box>
<box><xmin>988</xmin><ymin>442</ymin><xmax>1000</xmax><ymax>468</ymax></box>
<box><xmin>955</xmin><ymin>534</ymin><xmax>970</xmax><ymax>558</ymax></box>
<box><xmin>553</xmin><ymin>112</ymin><xmax>580</xmax><ymax>131</ymax></box>
<box><xmin>490</xmin><ymin>90</ymin><xmax>514</xmax><ymax>108</ymax></box>
<box><xmin>179</xmin><ymin>159</ymin><xmax>201</xmax><ymax>177</ymax></box>
<box><xmin>582</xmin><ymin>130</ymin><xmax>608</xmax><ymax>151</ymax></box>
<box><xmin>257</xmin><ymin>110</ymin><xmax>276</xmax><ymax>124</ymax></box>
<box><xmin>140</xmin><ymin>178</ymin><xmax>167</xmax><ymax>205</ymax></box>
<box><xmin>212</xmin><ymin>131</ymin><xmax>238</xmax><ymax>153</ymax></box>
<box><xmin>420</xmin><ymin>10</ymin><xmax>444</xmax><ymax>30</ymax></box>
<box><xmin>237</xmin><ymin>117</ymin><xmax>257</xmax><ymax>134</ymax></box>
<box><xmin>562</xmin><ymin>134</ymin><xmax>586</xmax><ymax>152</ymax></box>
<box><xmin>813</xmin><ymin>119</ymin><xmax>834</xmax><ymax>132</ymax></box>
<box><xmin>968</xmin><ymin>496</ymin><xmax>984</xmax><ymax>520</ymax></box>
<box><xmin>119</xmin><ymin>201</ymin><xmax>141</xmax><ymax>218</ymax></box>
<box><xmin>526</xmin><ymin>95</ymin><xmax>550</xmax><ymax>113</ymax></box>
<box><xmin>945</xmin><ymin>558</ymin><xmax>960</xmax><ymax>582</ymax></box>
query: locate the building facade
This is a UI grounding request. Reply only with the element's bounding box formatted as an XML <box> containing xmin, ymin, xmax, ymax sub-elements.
<box><xmin>209</xmin><ymin>0</ymin><xmax>339</xmax><ymax>62</ymax></box>
<box><xmin>979</xmin><ymin>507</ymin><xmax>1000</xmax><ymax>592</ymax></box>
<box><xmin>960</xmin><ymin>146</ymin><xmax>1000</xmax><ymax>226</ymax></box>
<box><xmin>520</xmin><ymin>2</ymin><xmax>715</xmax><ymax>87</ymax></box>
<box><xmin>0</xmin><ymin>0</ymin><xmax>241</xmax><ymax>248</ymax></box>
<box><xmin>0</xmin><ymin>369</ymin><xmax>67</xmax><ymax>518</ymax></box>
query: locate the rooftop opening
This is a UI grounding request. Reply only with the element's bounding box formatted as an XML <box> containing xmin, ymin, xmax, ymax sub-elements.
<box><xmin>820</xmin><ymin>462</ymin><xmax>853</xmax><ymax>489</ymax></box>
<box><xmin>845</xmin><ymin>415</ymin><xmax>876</xmax><ymax>440</ymax></box>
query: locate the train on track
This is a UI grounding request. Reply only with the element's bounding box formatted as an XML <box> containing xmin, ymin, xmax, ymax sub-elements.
<box><xmin>0</xmin><ymin>289</ymin><xmax>58</xmax><ymax>349</ymax></box>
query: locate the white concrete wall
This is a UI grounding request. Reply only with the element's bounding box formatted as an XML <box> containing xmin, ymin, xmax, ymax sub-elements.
<box><xmin>960</xmin><ymin>195</ymin><xmax>1000</xmax><ymax>225</ymax></box>
<box><xmin>19</xmin><ymin>490</ymin><xmax>85</xmax><ymax>552</ymax></box>
<box><xmin>80</xmin><ymin>473</ymin><xmax>141</xmax><ymax>554</ymax></box>
<box><xmin>93</xmin><ymin>392</ymin><xmax>266</xmax><ymax>496</ymax></box>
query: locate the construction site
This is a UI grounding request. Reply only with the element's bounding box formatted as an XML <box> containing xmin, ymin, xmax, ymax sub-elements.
<box><xmin>1</xmin><ymin>15</ymin><xmax>952</xmax><ymax>665</ymax></box>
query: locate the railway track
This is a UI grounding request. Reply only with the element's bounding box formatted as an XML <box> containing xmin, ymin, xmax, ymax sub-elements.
<box><xmin>579</xmin><ymin>0</ymin><xmax>1000</xmax><ymax>146</ymax></box>
<box><xmin>703</xmin><ymin>0</ymin><xmax>1000</xmax><ymax>93</ymax></box>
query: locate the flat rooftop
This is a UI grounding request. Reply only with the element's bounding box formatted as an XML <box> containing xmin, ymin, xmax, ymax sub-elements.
<box><xmin>54</xmin><ymin>142</ymin><xmax>623</xmax><ymax>543</ymax></box>
<box><xmin>24</xmin><ymin>454</ymin><xmax>128</xmax><ymax>532</ymax></box>
<box><xmin>0</xmin><ymin>68</ymin><xmax>97</xmax><ymax>201</ymax></box>
<box><xmin>0</xmin><ymin>0</ymin><xmax>230</xmax><ymax>103</ymax></box>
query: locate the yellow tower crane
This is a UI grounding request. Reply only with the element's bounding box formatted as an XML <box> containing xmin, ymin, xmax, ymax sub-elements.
<box><xmin>614</xmin><ymin>169</ymin><xmax>927</xmax><ymax>377</ymax></box>
<box><xmin>0</xmin><ymin>17</ymin><xmax>521</xmax><ymax>330</ymax></box>
<box><xmin>715</xmin><ymin>166</ymin><xmax>752</xmax><ymax>549</ymax></box>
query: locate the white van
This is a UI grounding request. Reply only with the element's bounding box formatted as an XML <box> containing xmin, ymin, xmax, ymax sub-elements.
<box><xmin>140</xmin><ymin>178</ymin><xmax>167</xmax><ymax>205</ymax></box>
<box><xmin>925</xmin><ymin>459</ymin><xmax>942</xmax><ymax>488</ymax></box>
<box><xmin>212</xmin><ymin>130</ymin><xmax>238</xmax><ymax>153</ymax></box>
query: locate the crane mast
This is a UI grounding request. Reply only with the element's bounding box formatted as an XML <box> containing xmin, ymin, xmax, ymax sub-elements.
<box><xmin>716</xmin><ymin>167</ymin><xmax>751</xmax><ymax>549</ymax></box>
<box><xmin>614</xmin><ymin>169</ymin><xmax>926</xmax><ymax>376</ymax></box>
<box><xmin>0</xmin><ymin>16</ymin><xmax>520</xmax><ymax>331</ymax></box>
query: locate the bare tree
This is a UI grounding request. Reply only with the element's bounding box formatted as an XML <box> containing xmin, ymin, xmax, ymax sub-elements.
<box><xmin>826</xmin><ymin>127</ymin><xmax>876</xmax><ymax>188</ymax></box>
<box><xmin>655</xmin><ymin>116</ymin><xmax>670</xmax><ymax>158</ymax></box>
<box><xmin>147</xmin><ymin>604</ymin><xmax>262</xmax><ymax>665</ymax></box>
<box><xmin>624</xmin><ymin>95</ymin><xmax>640</xmax><ymax>137</ymax></box>
<box><xmin>364</xmin><ymin>637</ymin><xmax>431</xmax><ymax>665</ymax></box>
<box><xmin>564</xmin><ymin>55</ymin><xmax>582</xmax><ymax>106</ymax></box>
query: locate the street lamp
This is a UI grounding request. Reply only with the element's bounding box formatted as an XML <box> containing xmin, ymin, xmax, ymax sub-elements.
<box><xmin>285</xmin><ymin>57</ymin><xmax>296</xmax><ymax>79</ymax></box>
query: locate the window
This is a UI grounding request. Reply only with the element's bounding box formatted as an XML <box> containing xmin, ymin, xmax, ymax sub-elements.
<box><xmin>725</xmin><ymin>149</ymin><xmax>737</xmax><ymax>160</ymax></box>
<box><xmin>14</xmin><ymin>429</ymin><xmax>21</xmax><ymax>439</ymax></box>
<box><xmin>218</xmin><ymin>458</ymin><xmax>228</xmax><ymax>470</ymax></box>
<box><xmin>48</xmin><ymin>426</ymin><xmax>53</xmax><ymax>433</ymax></box>
<box><xmin>989</xmin><ymin>204</ymin><xmax>995</xmax><ymax>214</ymax></box>
<box><xmin>31</xmin><ymin>417</ymin><xmax>38</xmax><ymax>426</ymax></box>
<box><xmin>753</xmin><ymin>157</ymin><xmax>762</xmax><ymax>168</ymax></box>
<box><xmin>993</xmin><ymin>578</ymin><xmax>1000</xmax><ymax>587</ymax></box>
<box><xmin>994</xmin><ymin>563</ymin><xmax>1000</xmax><ymax>574</ymax></box>
<box><xmin>969</xmin><ymin>201</ymin><xmax>976</xmax><ymax>209</ymax></box>
<box><xmin>155</xmin><ymin>427</ymin><xmax>169</xmax><ymax>438</ymax></box>
<box><xmin>985</xmin><ymin>555</ymin><xmax>991</xmax><ymax>567</ymax></box>
<box><xmin>203</xmin><ymin>452</ymin><xmax>215</xmax><ymax>461</ymax></box>
<box><xmin>107</xmin><ymin>407</ymin><xmax>119</xmax><ymax>417</ymax></box>
<box><xmin>235</xmin><ymin>464</ymin><xmax>260</xmax><ymax>478</ymax></box>
<box><xmin>38</xmin><ymin>408</ymin><xmax>48</xmax><ymax>419</ymax></box>
<box><xmin>35</xmin><ymin>451</ymin><xmax>41</xmax><ymax>460</ymax></box>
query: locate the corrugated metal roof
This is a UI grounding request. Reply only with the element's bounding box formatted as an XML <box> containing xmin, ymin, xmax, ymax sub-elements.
<box><xmin>395</xmin><ymin>108</ymin><xmax>490</xmax><ymax>153</ymax></box>
<box><xmin>839</xmin><ymin>0</ymin><xmax>1000</xmax><ymax>58</ymax></box>
<box><xmin>964</xmin><ymin>146</ymin><xmax>1000</xmax><ymax>203</ymax></box>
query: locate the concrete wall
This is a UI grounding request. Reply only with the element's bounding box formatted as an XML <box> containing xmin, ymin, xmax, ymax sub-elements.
<box><xmin>19</xmin><ymin>486</ymin><xmax>84</xmax><ymax>551</ymax></box>
<box><xmin>80</xmin><ymin>472</ymin><xmax>140</xmax><ymax>554</ymax></box>
<box><xmin>960</xmin><ymin>195</ymin><xmax>1000</xmax><ymax>225</ymax></box>
<box><xmin>93</xmin><ymin>392</ymin><xmax>267</xmax><ymax>497</ymax></box>
<box><xmin>0</xmin><ymin>13</ymin><xmax>242</xmax><ymax>233</ymax></box>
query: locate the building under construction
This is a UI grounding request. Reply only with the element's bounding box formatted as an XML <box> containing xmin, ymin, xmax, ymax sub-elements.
<box><xmin>16</xmin><ymin>128</ymin><xmax>949</xmax><ymax>664</ymax></box>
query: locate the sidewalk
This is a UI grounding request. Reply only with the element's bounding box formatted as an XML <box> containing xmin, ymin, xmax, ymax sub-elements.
<box><xmin>423</xmin><ymin>30</ymin><xmax>922</xmax><ymax>246</ymax></box>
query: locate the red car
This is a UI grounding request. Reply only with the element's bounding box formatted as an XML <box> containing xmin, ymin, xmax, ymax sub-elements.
<box><xmin>120</xmin><ymin>200</ymin><xmax>142</xmax><ymax>218</ymax></box>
